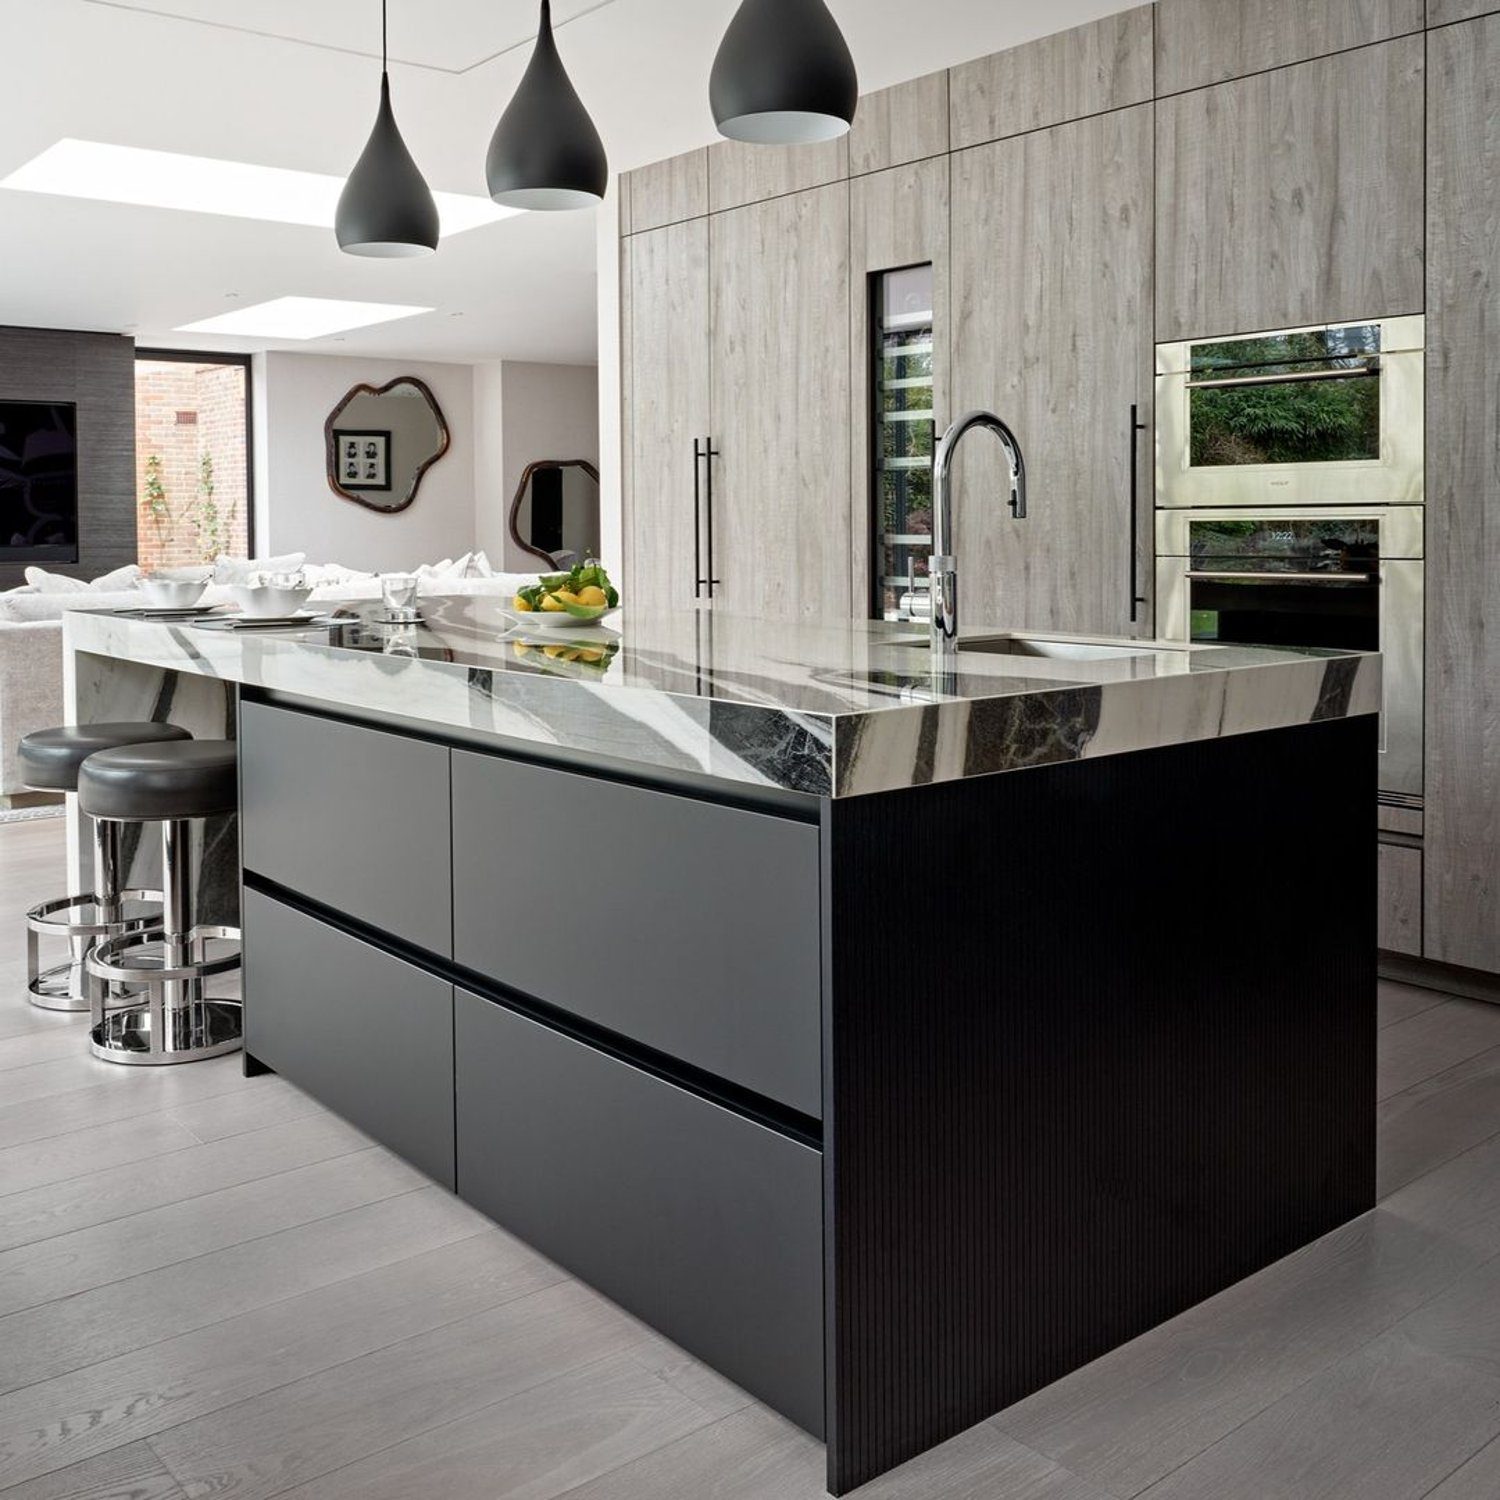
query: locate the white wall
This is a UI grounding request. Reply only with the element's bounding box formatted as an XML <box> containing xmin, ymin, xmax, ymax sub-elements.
<box><xmin>259</xmin><ymin>352</ymin><xmax>475</xmax><ymax>571</ymax></box>
<box><xmin>473</xmin><ymin>359</ymin><xmax>600</xmax><ymax>572</ymax></box>
<box><xmin>472</xmin><ymin>360</ymin><xmax>507</xmax><ymax>564</ymax></box>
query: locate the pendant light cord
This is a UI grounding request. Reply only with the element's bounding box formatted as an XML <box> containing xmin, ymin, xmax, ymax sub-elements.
<box><xmin>381</xmin><ymin>0</ymin><xmax>388</xmax><ymax>76</ymax></box>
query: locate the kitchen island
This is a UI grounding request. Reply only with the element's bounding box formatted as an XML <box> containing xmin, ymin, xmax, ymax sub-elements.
<box><xmin>63</xmin><ymin>598</ymin><xmax>1380</xmax><ymax>1494</ymax></box>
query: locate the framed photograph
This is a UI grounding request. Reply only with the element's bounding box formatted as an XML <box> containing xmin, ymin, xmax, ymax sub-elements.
<box><xmin>333</xmin><ymin>429</ymin><xmax>390</xmax><ymax>492</ymax></box>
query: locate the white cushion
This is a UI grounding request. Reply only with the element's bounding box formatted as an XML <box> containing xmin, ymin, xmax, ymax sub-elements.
<box><xmin>302</xmin><ymin>562</ymin><xmax>375</xmax><ymax>587</ymax></box>
<box><xmin>3</xmin><ymin>589</ymin><xmax>150</xmax><ymax>620</ymax></box>
<box><xmin>467</xmin><ymin>551</ymin><xmax>496</xmax><ymax>578</ymax></box>
<box><xmin>415</xmin><ymin>553</ymin><xmax>482</xmax><ymax>581</ymax></box>
<box><xmin>88</xmin><ymin>564</ymin><xmax>144</xmax><ymax>591</ymax></box>
<box><xmin>22</xmin><ymin>567</ymin><xmax>90</xmax><ymax>594</ymax></box>
<box><xmin>213</xmin><ymin>552</ymin><xmax>307</xmax><ymax>585</ymax></box>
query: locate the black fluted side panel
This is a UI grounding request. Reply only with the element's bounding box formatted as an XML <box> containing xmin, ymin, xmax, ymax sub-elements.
<box><xmin>0</xmin><ymin>325</ymin><xmax>136</xmax><ymax>592</ymax></box>
<box><xmin>822</xmin><ymin>716</ymin><xmax>1377</xmax><ymax>1493</ymax></box>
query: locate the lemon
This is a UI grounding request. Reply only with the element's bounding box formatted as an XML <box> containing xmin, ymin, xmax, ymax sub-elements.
<box><xmin>576</xmin><ymin>585</ymin><xmax>608</xmax><ymax>607</ymax></box>
<box><xmin>512</xmin><ymin>594</ymin><xmax>533</xmax><ymax>611</ymax></box>
<box><xmin>554</xmin><ymin>589</ymin><xmax>583</xmax><ymax>606</ymax></box>
<box><xmin>543</xmin><ymin>644</ymin><xmax>568</xmax><ymax>658</ymax></box>
<box><xmin>575</xmin><ymin>648</ymin><xmax>604</xmax><ymax>663</ymax></box>
<box><xmin>539</xmin><ymin>593</ymin><xmax>566</xmax><ymax>612</ymax></box>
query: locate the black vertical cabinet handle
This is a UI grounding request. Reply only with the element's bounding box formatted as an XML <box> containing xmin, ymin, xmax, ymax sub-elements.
<box><xmin>1129</xmin><ymin>404</ymin><xmax>1149</xmax><ymax>626</ymax></box>
<box><xmin>705</xmin><ymin>437</ymin><xmax>722</xmax><ymax>596</ymax></box>
<box><xmin>693</xmin><ymin>438</ymin><xmax>706</xmax><ymax>599</ymax></box>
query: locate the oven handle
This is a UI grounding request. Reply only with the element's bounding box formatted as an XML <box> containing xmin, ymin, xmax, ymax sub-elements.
<box><xmin>1186</xmin><ymin>569</ymin><xmax>1379</xmax><ymax>585</ymax></box>
<box><xmin>1184</xmin><ymin>365</ymin><xmax>1378</xmax><ymax>391</ymax></box>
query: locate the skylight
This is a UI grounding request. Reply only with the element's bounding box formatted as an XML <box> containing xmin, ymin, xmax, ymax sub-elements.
<box><xmin>0</xmin><ymin>139</ymin><xmax>517</xmax><ymax>237</ymax></box>
<box><xmin>174</xmin><ymin>297</ymin><xmax>433</xmax><ymax>340</ymax></box>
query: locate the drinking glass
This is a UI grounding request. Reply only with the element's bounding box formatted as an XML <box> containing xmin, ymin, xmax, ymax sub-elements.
<box><xmin>381</xmin><ymin>573</ymin><xmax>419</xmax><ymax>620</ymax></box>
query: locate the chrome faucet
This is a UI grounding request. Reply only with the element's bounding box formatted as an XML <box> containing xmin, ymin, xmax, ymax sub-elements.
<box><xmin>929</xmin><ymin>410</ymin><xmax>1027</xmax><ymax>655</ymax></box>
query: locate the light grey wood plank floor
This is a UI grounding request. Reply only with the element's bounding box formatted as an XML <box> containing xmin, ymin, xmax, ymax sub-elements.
<box><xmin>3</xmin><ymin>817</ymin><xmax>1500</xmax><ymax>1499</ymax></box>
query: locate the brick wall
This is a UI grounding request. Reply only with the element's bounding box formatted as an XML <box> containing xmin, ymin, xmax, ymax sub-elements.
<box><xmin>134</xmin><ymin>360</ymin><xmax>250</xmax><ymax>571</ymax></box>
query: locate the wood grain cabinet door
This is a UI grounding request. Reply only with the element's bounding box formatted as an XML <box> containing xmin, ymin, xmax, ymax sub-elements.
<box><xmin>625</xmin><ymin>218</ymin><xmax>711</xmax><ymax>613</ymax></box>
<box><xmin>1156</xmin><ymin>38</ymin><xmax>1425</xmax><ymax>341</ymax></box>
<box><xmin>1425</xmin><ymin>16</ymin><xmax>1500</xmax><ymax>972</ymax></box>
<box><xmin>949</xmin><ymin>105</ymin><xmax>1154</xmax><ymax>637</ymax></box>
<box><xmin>709</xmin><ymin>181</ymin><xmax>853</xmax><ymax>622</ymax></box>
<box><xmin>1153</xmin><ymin>0</ymin><xmax>1423</xmax><ymax>95</ymax></box>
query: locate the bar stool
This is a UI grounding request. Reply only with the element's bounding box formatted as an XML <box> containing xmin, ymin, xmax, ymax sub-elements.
<box><xmin>80</xmin><ymin>740</ymin><xmax>242</xmax><ymax>1065</ymax></box>
<box><xmin>18</xmin><ymin>722</ymin><xmax>192</xmax><ymax>1011</ymax></box>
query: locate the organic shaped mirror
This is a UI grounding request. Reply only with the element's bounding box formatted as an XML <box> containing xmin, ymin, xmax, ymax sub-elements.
<box><xmin>324</xmin><ymin>376</ymin><xmax>449</xmax><ymax>513</ymax></box>
<box><xmin>508</xmin><ymin>459</ymin><xmax>600</xmax><ymax>568</ymax></box>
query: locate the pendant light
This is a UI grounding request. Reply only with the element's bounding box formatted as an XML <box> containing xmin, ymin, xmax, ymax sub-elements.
<box><xmin>486</xmin><ymin>0</ymin><xmax>608</xmax><ymax>211</ymax></box>
<box><xmin>335</xmin><ymin>0</ymin><xmax>440</xmax><ymax>257</ymax></box>
<box><xmin>710</xmin><ymin>0</ymin><xmax>858</xmax><ymax>146</ymax></box>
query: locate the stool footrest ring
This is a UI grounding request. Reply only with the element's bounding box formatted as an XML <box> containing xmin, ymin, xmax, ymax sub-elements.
<box><xmin>87</xmin><ymin>925</ymin><xmax>243</xmax><ymax>1066</ymax></box>
<box><xmin>26</xmin><ymin>890</ymin><xmax>164</xmax><ymax>1013</ymax></box>
<box><xmin>26</xmin><ymin>889</ymin><xmax>164</xmax><ymax>939</ymax></box>
<box><xmin>87</xmin><ymin>925</ymin><xmax>242</xmax><ymax>986</ymax></box>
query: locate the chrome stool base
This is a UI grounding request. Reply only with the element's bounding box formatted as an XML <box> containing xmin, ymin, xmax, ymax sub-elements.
<box><xmin>25</xmin><ymin>889</ymin><xmax>162</xmax><ymax>1012</ymax></box>
<box><xmin>88</xmin><ymin>923</ymin><xmax>242</xmax><ymax>1066</ymax></box>
<box><xmin>91</xmin><ymin>1000</ymin><xmax>244</xmax><ymax>1066</ymax></box>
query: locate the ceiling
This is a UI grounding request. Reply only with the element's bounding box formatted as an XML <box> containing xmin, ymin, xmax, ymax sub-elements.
<box><xmin>0</xmin><ymin>0</ymin><xmax>1133</xmax><ymax>366</ymax></box>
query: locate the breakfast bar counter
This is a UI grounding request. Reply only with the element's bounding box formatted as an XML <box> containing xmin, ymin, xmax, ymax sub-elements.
<box><xmin>63</xmin><ymin>593</ymin><xmax>1380</xmax><ymax>797</ymax></box>
<box><xmin>62</xmin><ymin>598</ymin><xmax>1381</xmax><ymax>1494</ymax></box>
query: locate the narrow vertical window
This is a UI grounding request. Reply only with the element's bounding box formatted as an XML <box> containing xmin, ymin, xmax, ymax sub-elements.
<box><xmin>134</xmin><ymin>351</ymin><xmax>252</xmax><ymax>569</ymax></box>
<box><xmin>870</xmin><ymin>265</ymin><xmax>934</xmax><ymax>620</ymax></box>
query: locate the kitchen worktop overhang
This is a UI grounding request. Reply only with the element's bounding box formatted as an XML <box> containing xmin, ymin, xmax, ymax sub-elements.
<box><xmin>64</xmin><ymin>596</ymin><xmax>1380</xmax><ymax>798</ymax></box>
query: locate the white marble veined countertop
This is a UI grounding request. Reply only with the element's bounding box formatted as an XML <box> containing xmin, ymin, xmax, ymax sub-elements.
<box><xmin>63</xmin><ymin>595</ymin><xmax>1380</xmax><ymax>798</ymax></box>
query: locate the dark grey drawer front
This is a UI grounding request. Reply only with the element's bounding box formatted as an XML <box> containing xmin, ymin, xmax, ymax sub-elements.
<box><xmin>451</xmin><ymin>750</ymin><xmax>821</xmax><ymax>1117</ymax></box>
<box><xmin>454</xmin><ymin>989</ymin><xmax>824</xmax><ymax>1436</ymax></box>
<box><xmin>245</xmin><ymin>890</ymin><xmax>455</xmax><ymax>1188</ymax></box>
<box><xmin>240</xmin><ymin>701</ymin><xmax>452</xmax><ymax>956</ymax></box>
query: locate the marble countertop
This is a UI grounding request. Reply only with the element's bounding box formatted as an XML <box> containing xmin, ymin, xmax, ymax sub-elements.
<box><xmin>64</xmin><ymin>595</ymin><xmax>1380</xmax><ymax>798</ymax></box>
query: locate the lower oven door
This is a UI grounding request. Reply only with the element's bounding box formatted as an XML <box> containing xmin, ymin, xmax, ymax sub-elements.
<box><xmin>1156</xmin><ymin>512</ymin><xmax>1423</xmax><ymax>798</ymax></box>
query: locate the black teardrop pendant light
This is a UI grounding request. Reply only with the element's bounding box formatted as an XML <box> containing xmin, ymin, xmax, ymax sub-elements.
<box><xmin>486</xmin><ymin>0</ymin><xmax>608</xmax><ymax>211</ymax></box>
<box><xmin>711</xmin><ymin>0</ymin><xmax>858</xmax><ymax>145</ymax></box>
<box><xmin>335</xmin><ymin>0</ymin><xmax>440</xmax><ymax>257</ymax></box>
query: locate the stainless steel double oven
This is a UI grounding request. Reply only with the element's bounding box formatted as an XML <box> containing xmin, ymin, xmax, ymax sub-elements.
<box><xmin>1155</xmin><ymin>317</ymin><xmax>1425</xmax><ymax>804</ymax></box>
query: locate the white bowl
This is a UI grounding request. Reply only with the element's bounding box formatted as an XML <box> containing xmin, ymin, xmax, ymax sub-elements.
<box><xmin>140</xmin><ymin>575</ymin><xmax>209</xmax><ymax>609</ymax></box>
<box><xmin>227</xmin><ymin>583</ymin><xmax>314</xmax><ymax>619</ymax></box>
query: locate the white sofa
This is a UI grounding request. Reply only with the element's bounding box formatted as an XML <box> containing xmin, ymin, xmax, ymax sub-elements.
<box><xmin>0</xmin><ymin>556</ymin><xmax>537</xmax><ymax>801</ymax></box>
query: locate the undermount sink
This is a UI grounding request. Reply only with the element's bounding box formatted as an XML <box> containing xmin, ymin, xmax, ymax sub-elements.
<box><xmin>893</xmin><ymin>633</ymin><xmax>1154</xmax><ymax>662</ymax></box>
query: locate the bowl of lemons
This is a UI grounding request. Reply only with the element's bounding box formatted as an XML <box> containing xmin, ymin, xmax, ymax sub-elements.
<box><xmin>507</xmin><ymin>563</ymin><xmax>620</xmax><ymax>630</ymax></box>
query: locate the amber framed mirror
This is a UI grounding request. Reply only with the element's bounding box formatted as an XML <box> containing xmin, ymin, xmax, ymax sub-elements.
<box><xmin>324</xmin><ymin>376</ymin><xmax>450</xmax><ymax>514</ymax></box>
<box><xmin>508</xmin><ymin>459</ymin><xmax>601</xmax><ymax>568</ymax></box>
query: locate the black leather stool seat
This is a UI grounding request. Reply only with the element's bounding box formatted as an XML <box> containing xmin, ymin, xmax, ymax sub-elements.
<box><xmin>19</xmin><ymin>722</ymin><xmax>191</xmax><ymax>792</ymax></box>
<box><xmin>79</xmin><ymin>740</ymin><xmax>237</xmax><ymax>822</ymax></box>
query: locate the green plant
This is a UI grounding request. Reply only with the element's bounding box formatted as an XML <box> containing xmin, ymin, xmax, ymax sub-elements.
<box><xmin>142</xmin><ymin>453</ymin><xmax>170</xmax><ymax>535</ymax></box>
<box><xmin>193</xmin><ymin>448</ymin><xmax>223</xmax><ymax>562</ymax></box>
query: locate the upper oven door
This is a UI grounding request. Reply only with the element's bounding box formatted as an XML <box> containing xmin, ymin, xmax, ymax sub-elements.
<box><xmin>1156</xmin><ymin>316</ymin><xmax>1424</xmax><ymax>508</ymax></box>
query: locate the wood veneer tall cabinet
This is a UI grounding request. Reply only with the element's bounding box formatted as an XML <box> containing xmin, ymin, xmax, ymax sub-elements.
<box><xmin>1155</xmin><ymin>37</ymin><xmax>1426</xmax><ymax>341</ymax></box>
<box><xmin>1425</xmin><ymin>15</ymin><xmax>1500</xmax><ymax>974</ymax></box>
<box><xmin>710</xmin><ymin>183</ymin><xmax>852</xmax><ymax>621</ymax></box>
<box><xmin>949</xmin><ymin>104</ymin><xmax>1155</xmax><ymax>636</ymax></box>
<box><xmin>620</xmin><ymin>179</ymin><xmax>851</xmax><ymax>620</ymax></box>
<box><xmin>624</xmin><ymin>219</ymin><xmax>710</xmax><ymax>613</ymax></box>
